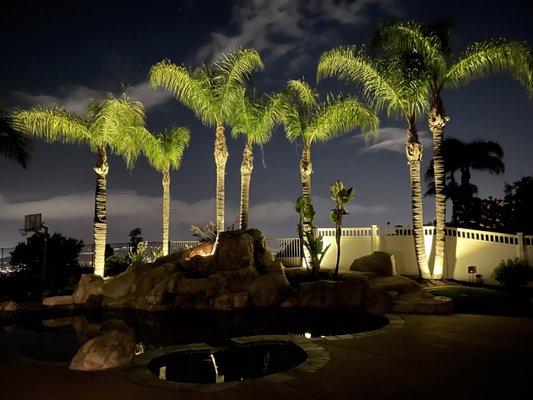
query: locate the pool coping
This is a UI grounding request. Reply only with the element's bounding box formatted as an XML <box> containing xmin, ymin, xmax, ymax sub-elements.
<box><xmin>123</xmin><ymin>313</ymin><xmax>404</xmax><ymax>392</ymax></box>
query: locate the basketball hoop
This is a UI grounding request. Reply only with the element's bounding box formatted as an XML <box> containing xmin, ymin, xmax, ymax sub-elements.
<box><xmin>20</xmin><ymin>214</ymin><xmax>43</xmax><ymax>236</ymax></box>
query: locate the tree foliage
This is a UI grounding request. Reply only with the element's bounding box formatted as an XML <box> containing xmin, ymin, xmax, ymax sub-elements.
<box><xmin>144</xmin><ymin>126</ymin><xmax>191</xmax><ymax>171</ymax></box>
<box><xmin>0</xmin><ymin>107</ymin><xmax>31</xmax><ymax>168</ymax></box>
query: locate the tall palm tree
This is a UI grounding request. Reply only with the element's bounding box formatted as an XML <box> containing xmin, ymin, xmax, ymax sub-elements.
<box><xmin>374</xmin><ymin>22</ymin><xmax>531</xmax><ymax>279</ymax></box>
<box><xmin>425</xmin><ymin>137</ymin><xmax>505</xmax><ymax>224</ymax></box>
<box><xmin>13</xmin><ymin>94</ymin><xmax>149</xmax><ymax>276</ymax></box>
<box><xmin>150</xmin><ymin>48</ymin><xmax>264</xmax><ymax>233</ymax></box>
<box><xmin>0</xmin><ymin>108</ymin><xmax>31</xmax><ymax>168</ymax></box>
<box><xmin>318</xmin><ymin>47</ymin><xmax>433</xmax><ymax>278</ymax></box>
<box><xmin>280</xmin><ymin>79</ymin><xmax>378</xmax><ymax>202</ymax></box>
<box><xmin>230</xmin><ymin>89</ymin><xmax>280</xmax><ymax>229</ymax></box>
<box><xmin>144</xmin><ymin>127</ymin><xmax>190</xmax><ymax>255</ymax></box>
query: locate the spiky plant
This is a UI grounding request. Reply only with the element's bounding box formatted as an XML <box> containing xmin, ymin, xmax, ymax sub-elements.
<box><xmin>329</xmin><ymin>180</ymin><xmax>355</xmax><ymax>279</ymax></box>
<box><xmin>150</xmin><ymin>48</ymin><xmax>264</xmax><ymax>233</ymax></box>
<box><xmin>318</xmin><ymin>47</ymin><xmax>432</xmax><ymax>279</ymax></box>
<box><xmin>230</xmin><ymin>89</ymin><xmax>281</xmax><ymax>229</ymax></box>
<box><xmin>373</xmin><ymin>22</ymin><xmax>531</xmax><ymax>278</ymax></box>
<box><xmin>0</xmin><ymin>108</ymin><xmax>31</xmax><ymax>168</ymax></box>
<box><xmin>13</xmin><ymin>94</ymin><xmax>149</xmax><ymax>276</ymax></box>
<box><xmin>144</xmin><ymin>127</ymin><xmax>191</xmax><ymax>255</ymax></box>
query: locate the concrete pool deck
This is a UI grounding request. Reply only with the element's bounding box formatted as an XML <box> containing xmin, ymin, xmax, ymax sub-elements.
<box><xmin>1</xmin><ymin>313</ymin><xmax>531</xmax><ymax>400</ymax></box>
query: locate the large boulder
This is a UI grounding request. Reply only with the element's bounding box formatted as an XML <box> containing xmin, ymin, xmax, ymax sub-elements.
<box><xmin>298</xmin><ymin>280</ymin><xmax>338</xmax><ymax>308</ymax></box>
<box><xmin>248</xmin><ymin>272</ymin><xmax>292</xmax><ymax>307</ymax></box>
<box><xmin>214</xmin><ymin>230</ymin><xmax>254</xmax><ymax>271</ymax></box>
<box><xmin>184</xmin><ymin>255</ymin><xmax>216</xmax><ymax>278</ymax></box>
<box><xmin>393</xmin><ymin>291</ymin><xmax>454</xmax><ymax>314</ymax></box>
<box><xmin>350</xmin><ymin>251</ymin><xmax>396</xmax><ymax>277</ymax></box>
<box><xmin>248</xmin><ymin>228</ymin><xmax>274</xmax><ymax>269</ymax></box>
<box><xmin>73</xmin><ymin>275</ymin><xmax>104</xmax><ymax>304</ymax></box>
<box><xmin>182</xmin><ymin>242</ymin><xmax>214</xmax><ymax>261</ymax></box>
<box><xmin>69</xmin><ymin>327</ymin><xmax>135</xmax><ymax>371</ymax></box>
<box><xmin>336</xmin><ymin>278</ymin><xmax>367</xmax><ymax>308</ymax></box>
<box><xmin>221</xmin><ymin>266</ymin><xmax>260</xmax><ymax>293</ymax></box>
<box><xmin>102</xmin><ymin>269</ymin><xmax>136</xmax><ymax>299</ymax></box>
<box><xmin>364</xmin><ymin>288</ymin><xmax>393</xmax><ymax>315</ymax></box>
<box><xmin>43</xmin><ymin>295</ymin><xmax>74</xmax><ymax>307</ymax></box>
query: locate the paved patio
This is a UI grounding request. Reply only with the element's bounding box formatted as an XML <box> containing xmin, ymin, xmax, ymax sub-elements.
<box><xmin>1</xmin><ymin>313</ymin><xmax>531</xmax><ymax>400</ymax></box>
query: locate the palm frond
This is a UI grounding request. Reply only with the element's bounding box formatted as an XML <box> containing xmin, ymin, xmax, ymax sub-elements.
<box><xmin>91</xmin><ymin>95</ymin><xmax>148</xmax><ymax>168</ymax></box>
<box><xmin>374</xmin><ymin>21</ymin><xmax>447</xmax><ymax>79</ymax></box>
<box><xmin>214</xmin><ymin>48</ymin><xmax>264</xmax><ymax>120</ymax></box>
<box><xmin>0</xmin><ymin>108</ymin><xmax>32</xmax><ymax>168</ymax></box>
<box><xmin>286</xmin><ymin>79</ymin><xmax>318</xmax><ymax>107</ymax></box>
<box><xmin>307</xmin><ymin>95</ymin><xmax>379</xmax><ymax>143</ymax></box>
<box><xmin>150</xmin><ymin>60</ymin><xmax>217</xmax><ymax>125</ymax></box>
<box><xmin>12</xmin><ymin>107</ymin><xmax>90</xmax><ymax>144</ymax></box>
<box><xmin>445</xmin><ymin>40</ymin><xmax>532</xmax><ymax>93</ymax></box>
<box><xmin>144</xmin><ymin>126</ymin><xmax>191</xmax><ymax>171</ymax></box>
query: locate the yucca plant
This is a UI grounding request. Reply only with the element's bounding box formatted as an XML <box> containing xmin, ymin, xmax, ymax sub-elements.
<box><xmin>318</xmin><ymin>47</ymin><xmax>433</xmax><ymax>279</ymax></box>
<box><xmin>374</xmin><ymin>22</ymin><xmax>531</xmax><ymax>279</ymax></box>
<box><xmin>0</xmin><ymin>107</ymin><xmax>31</xmax><ymax>168</ymax></box>
<box><xmin>230</xmin><ymin>89</ymin><xmax>281</xmax><ymax>229</ymax></box>
<box><xmin>13</xmin><ymin>94</ymin><xmax>149</xmax><ymax>276</ymax></box>
<box><xmin>329</xmin><ymin>180</ymin><xmax>355</xmax><ymax>279</ymax></box>
<box><xmin>150</xmin><ymin>48</ymin><xmax>264</xmax><ymax>233</ymax></box>
<box><xmin>144</xmin><ymin>127</ymin><xmax>191</xmax><ymax>255</ymax></box>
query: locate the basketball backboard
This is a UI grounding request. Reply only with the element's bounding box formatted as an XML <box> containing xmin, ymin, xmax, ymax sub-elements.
<box><xmin>24</xmin><ymin>214</ymin><xmax>42</xmax><ymax>232</ymax></box>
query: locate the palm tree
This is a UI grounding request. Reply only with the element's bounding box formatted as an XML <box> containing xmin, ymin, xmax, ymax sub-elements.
<box><xmin>230</xmin><ymin>89</ymin><xmax>280</xmax><ymax>229</ymax></box>
<box><xmin>150</xmin><ymin>49</ymin><xmax>264</xmax><ymax>233</ymax></box>
<box><xmin>144</xmin><ymin>127</ymin><xmax>191</xmax><ymax>255</ymax></box>
<box><xmin>0</xmin><ymin>108</ymin><xmax>31</xmax><ymax>168</ymax></box>
<box><xmin>280</xmin><ymin>79</ymin><xmax>378</xmax><ymax>201</ymax></box>
<box><xmin>13</xmin><ymin>94</ymin><xmax>149</xmax><ymax>276</ymax></box>
<box><xmin>318</xmin><ymin>47</ymin><xmax>433</xmax><ymax>278</ymax></box>
<box><xmin>426</xmin><ymin>137</ymin><xmax>505</xmax><ymax>225</ymax></box>
<box><xmin>374</xmin><ymin>22</ymin><xmax>531</xmax><ymax>278</ymax></box>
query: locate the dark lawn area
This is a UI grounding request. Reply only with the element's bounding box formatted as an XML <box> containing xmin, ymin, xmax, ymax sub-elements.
<box><xmin>429</xmin><ymin>286</ymin><xmax>532</xmax><ymax>317</ymax></box>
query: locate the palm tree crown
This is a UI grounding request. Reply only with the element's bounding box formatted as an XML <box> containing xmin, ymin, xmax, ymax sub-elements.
<box><xmin>144</xmin><ymin>126</ymin><xmax>191</xmax><ymax>172</ymax></box>
<box><xmin>1</xmin><ymin>108</ymin><xmax>31</xmax><ymax>168</ymax></box>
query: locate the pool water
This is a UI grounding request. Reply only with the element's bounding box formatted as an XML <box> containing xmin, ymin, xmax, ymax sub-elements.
<box><xmin>0</xmin><ymin>308</ymin><xmax>388</xmax><ymax>363</ymax></box>
<box><xmin>147</xmin><ymin>342</ymin><xmax>308</xmax><ymax>383</ymax></box>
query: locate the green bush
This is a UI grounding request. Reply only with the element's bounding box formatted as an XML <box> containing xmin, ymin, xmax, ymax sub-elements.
<box><xmin>104</xmin><ymin>255</ymin><xmax>129</xmax><ymax>277</ymax></box>
<box><xmin>492</xmin><ymin>258</ymin><xmax>531</xmax><ymax>288</ymax></box>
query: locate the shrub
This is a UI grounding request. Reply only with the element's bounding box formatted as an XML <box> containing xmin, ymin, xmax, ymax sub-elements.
<box><xmin>492</xmin><ymin>258</ymin><xmax>531</xmax><ymax>288</ymax></box>
<box><xmin>104</xmin><ymin>255</ymin><xmax>129</xmax><ymax>277</ymax></box>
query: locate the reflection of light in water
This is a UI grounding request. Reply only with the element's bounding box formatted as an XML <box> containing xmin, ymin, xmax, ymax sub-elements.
<box><xmin>159</xmin><ymin>366</ymin><xmax>166</xmax><ymax>380</ymax></box>
<box><xmin>210</xmin><ymin>353</ymin><xmax>225</xmax><ymax>383</ymax></box>
<box><xmin>304</xmin><ymin>332</ymin><xmax>312</xmax><ymax>339</ymax></box>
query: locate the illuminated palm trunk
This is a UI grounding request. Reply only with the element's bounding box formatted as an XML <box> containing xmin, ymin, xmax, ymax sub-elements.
<box><xmin>161</xmin><ymin>166</ymin><xmax>171</xmax><ymax>256</ymax></box>
<box><xmin>405</xmin><ymin>117</ymin><xmax>431</xmax><ymax>279</ymax></box>
<box><xmin>92</xmin><ymin>147</ymin><xmax>108</xmax><ymax>277</ymax></box>
<box><xmin>214</xmin><ymin>121</ymin><xmax>228</xmax><ymax>233</ymax></box>
<box><xmin>428</xmin><ymin>95</ymin><xmax>449</xmax><ymax>280</ymax></box>
<box><xmin>239</xmin><ymin>141</ymin><xmax>253</xmax><ymax>230</ymax></box>
<box><xmin>300</xmin><ymin>143</ymin><xmax>312</xmax><ymax>200</ymax></box>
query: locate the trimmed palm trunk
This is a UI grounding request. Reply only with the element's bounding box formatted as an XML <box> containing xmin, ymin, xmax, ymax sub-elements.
<box><xmin>214</xmin><ymin>122</ymin><xmax>229</xmax><ymax>233</ymax></box>
<box><xmin>300</xmin><ymin>143</ymin><xmax>313</xmax><ymax>200</ymax></box>
<box><xmin>93</xmin><ymin>147</ymin><xmax>108</xmax><ymax>277</ymax></box>
<box><xmin>161</xmin><ymin>166</ymin><xmax>171</xmax><ymax>256</ymax></box>
<box><xmin>428</xmin><ymin>94</ymin><xmax>449</xmax><ymax>279</ymax></box>
<box><xmin>239</xmin><ymin>141</ymin><xmax>254</xmax><ymax>229</ymax></box>
<box><xmin>405</xmin><ymin>116</ymin><xmax>431</xmax><ymax>279</ymax></box>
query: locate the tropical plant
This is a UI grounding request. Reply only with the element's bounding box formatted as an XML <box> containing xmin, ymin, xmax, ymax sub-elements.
<box><xmin>150</xmin><ymin>48</ymin><xmax>264</xmax><ymax>233</ymax></box>
<box><xmin>425</xmin><ymin>137</ymin><xmax>505</xmax><ymax>225</ymax></box>
<box><xmin>230</xmin><ymin>89</ymin><xmax>281</xmax><ymax>229</ymax></box>
<box><xmin>144</xmin><ymin>126</ymin><xmax>191</xmax><ymax>255</ymax></box>
<box><xmin>502</xmin><ymin>176</ymin><xmax>533</xmax><ymax>234</ymax></box>
<box><xmin>295</xmin><ymin>196</ymin><xmax>330</xmax><ymax>278</ymax></box>
<box><xmin>493</xmin><ymin>258</ymin><xmax>531</xmax><ymax>288</ymax></box>
<box><xmin>0</xmin><ymin>107</ymin><xmax>31</xmax><ymax>168</ymax></box>
<box><xmin>318</xmin><ymin>46</ymin><xmax>432</xmax><ymax>278</ymax></box>
<box><xmin>373</xmin><ymin>21</ymin><xmax>531</xmax><ymax>279</ymax></box>
<box><xmin>329</xmin><ymin>181</ymin><xmax>355</xmax><ymax>279</ymax></box>
<box><xmin>13</xmin><ymin>94</ymin><xmax>149</xmax><ymax>276</ymax></box>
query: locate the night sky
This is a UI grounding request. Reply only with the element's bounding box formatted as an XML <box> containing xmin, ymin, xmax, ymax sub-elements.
<box><xmin>1</xmin><ymin>0</ymin><xmax>531</xmax><ymax>248</ymax></box>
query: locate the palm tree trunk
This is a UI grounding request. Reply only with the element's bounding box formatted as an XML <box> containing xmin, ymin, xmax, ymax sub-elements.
<box><xmin>239</xmin><ymin>141</ymin><xmax>253</xmax><ymax>230</ymax></box>
<box><xmin>300</xmin><ymin>142</ymin><xmax>313</xmax><ymax>199</ymax></box>
<box><xmin>428</xmin><ymin>93</ymin><xmax>449</xmax><ymax>280</ymax></box>
<box><xmin>214</xmin><ymin>121</ymin><xmax>229</xmax><ymax>233</ymax></box>
<box><xmin>161</xmin><ymin>166</ymin><xmax>170</xmax><ymax>256</ymax></box>
<box><xmin>334</xmin><ymin>222</ymin><xmax>341</xmax><ymax>279</ymax></box>
<box><xmin>405</xmin><ymin>116</ymin><xmax>431</xmax><ymax>279</ymax></box>
<box><xmin>92</xmin><ymin>147</ymin><xmax>108</xmax><ymax>277</ymax></box>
